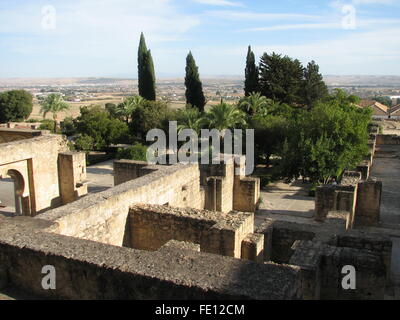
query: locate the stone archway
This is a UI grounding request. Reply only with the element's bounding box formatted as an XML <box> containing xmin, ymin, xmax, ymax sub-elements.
<box><xmin>6</xmin><ymin>169</ymin><xmax>30</xmax><ymax>216</ymax></box>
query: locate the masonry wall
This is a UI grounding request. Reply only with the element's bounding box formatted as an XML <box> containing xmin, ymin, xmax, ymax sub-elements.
<box><xmin>38</xmin><ymin>164</ymin><xmax>204</xmax><ymax>246</ymax></box>
<box><xmin>0</xmin><ymin>128</ymin><xmax>43</xmax><ymax>143</ymax></box>
<box><xmin>289</xmin><ymin>240</ymin><xmax>387</xmax><ymax>300</ymax></box>
<box><xmin>354</xmin><ymin>180</ymin><xmax>382</xmax><ymax>227</ymax></box>
<box><xmin>128</xmin><ymin>204</ymin><xmax>254</xmax><ymax>258</ymax></box>
<box><xmin>376</xmin><ymin>134</ymin><xmax>400</xmax><ymax>145</ymax></box>
<box><xmin>58</xmin><ymin>152</ymin><xmax>87</xmax><ymax>205</ymax></box>
<box><xmin>0</xmin><ymin>135</ymin><xmax>69</xmax><ymax>214</ymax></box>
<box><xmin>113</xmin><ymin>160</ymin><xmax>158</xmax><ymax>186</ymax></box>
<box><xmin>0</xmin><ymin>216</ymin><xmax>302</xmax><ymax>300</ymax></box>
<box><xmin>320</xmin><ymin>246</ymin><xmax>386</xmax><ymax>300</ymax></box>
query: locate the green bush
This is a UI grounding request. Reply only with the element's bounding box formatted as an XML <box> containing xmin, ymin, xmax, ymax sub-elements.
<box><xmin>116</xmin><ymin>144</ymin><xmax>148</xmax><ymax>161</ymax></box>
<box><xmin>39</xmin><ymin>119</ymin><xmax>57</xmax><ymax>133</ymax></box>
<box><xmin>75</xmin><ymin>135</ymin><xmax>95</xmax><ymax>152</ymax></box>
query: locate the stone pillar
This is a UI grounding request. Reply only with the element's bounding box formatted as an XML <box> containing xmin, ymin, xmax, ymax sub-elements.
<box><xmin>241</xmin><ymin>233</ymin><xmax>264</xmax><ymax>263</ymax></box>
<box><xmin>354</xmin><ymin>180</ymin><xmax>382</xmax><ymax>227</ymax></box>
<box><xmin>315</xmin><ymin>186</ymin><xmax>336</xmax><ymax>222</ymax></box>
<box><xmin>58</xmin><ymin>152</ymin><xmax>88</xmax><ymax>205</ymax></box>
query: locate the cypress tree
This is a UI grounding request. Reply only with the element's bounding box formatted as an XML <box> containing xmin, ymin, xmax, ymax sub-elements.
<box><xmin>244</xmin><ymin>46</ymin><xmax>259</xmax><ymax>96</ymax></box>
<box><xmin>137</xmin><ymin>33</ymin><xmax>156</xmax><ymax>101</ymax></box>
<box><xmin>185</xmin><ymin>51</ymin><xmax>206</xmax><ymax>112</ymax></box>
<box><xmin>301</xmin><ymin>60</ymin><xmax>328</xmax><ymax>109</ymax></box>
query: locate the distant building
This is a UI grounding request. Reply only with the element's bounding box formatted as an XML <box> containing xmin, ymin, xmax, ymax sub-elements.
<box><xmin>358</xmin><ymin>100</ymin><xmax>390</xmax><ymax>119</ymax></box>
<box><xmin>390</xmin><ymin>105</ymin><xmax>400</xmax><ymax>120</ymax></box>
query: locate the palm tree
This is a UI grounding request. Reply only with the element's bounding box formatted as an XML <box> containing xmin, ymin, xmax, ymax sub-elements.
<box><xmin>176</xmin><ymin>107</ymin><xmax>203</xmax><ymax>134</ymax></box>
<box><xmin>238</xmin><ymin>92</ymin><xmax>271</xmax><ymax>116</ymax></box>
<box><xmin>204</xmin><ymin>100</ymin><xmax>247</xmax><ymax>132</ymax></box>
<box><xmin>117</xmin><ymin>95</ymin><xmax>145</xmax><ymax>123</ymax></box>
<box><xmin>40</xmin><ymin>94</ymin><xmax>70</xmax><ymax>133</ymax></box>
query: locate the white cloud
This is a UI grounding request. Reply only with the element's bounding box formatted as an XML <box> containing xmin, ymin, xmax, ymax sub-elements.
<box><xmin>213</xmin><ymin>27</ymin><xmax>400</xmax><ymax>75</ymax></box>
<box><xmin>205</xmin><ymin>10</ymin><xmax>320</xmax><ymax>21</ymax></box>
<box><xmin>193</xmin><ymin>0</ymin><xmax>244</xmax><ymax>7</ymax></box>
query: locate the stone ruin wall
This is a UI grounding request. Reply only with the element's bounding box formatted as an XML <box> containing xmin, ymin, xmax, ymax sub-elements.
<box><xmin>39</xmin><ymin>164</ymin><xmax>205</xmax><ymax>246</ymax></box>
<box><xmin>0</xmin><ymin>216</ymin><xmax>302</xmax><ymax>300</ymax></box>
<box><xmin>0</xmin><ymin>134</ymin><xmax>68</xmax><ymax>214</ymax></box>
<box><xmin>0</xmin><ymin>132</ymin><xmax>87</xmax><ymax>215</ymax></box>
<box><xmin>127</xmin><ymin>204</ymin><xmax>258</xmax><ymax>259</ymax></box>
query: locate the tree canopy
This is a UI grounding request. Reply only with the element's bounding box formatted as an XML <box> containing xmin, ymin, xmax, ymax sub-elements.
<box><xmin>259</xmin><ymin>52</ymin><xmax>304</xmax><ymax>105</ymax></box>
<box><xmin>75</xmin><ymin>105</ymin><xmax>130</xmax><ymax>151</ymax></box>
<box><xmin>277</xmin><ymin>93</ymin><xmax>372</xmax><ymax>184</ymax></box>
<box><xmin>185</xmin><ymin>52</ymin><xmax>206</xmax><ymax>112</ymax></box>
<box><xmin>138</xmin><ymin>33</ymin><xmax>156</xmax><ymax>101</ymax></box>
<box><xmin>0</xmin><ymin>90</ymin><xmax>33</xmax><ymax>123</ymax></box>
<box><xmin>244</xmin><ymin>46</ymin><xmax>259</xmax><ymax>97</ymax></box>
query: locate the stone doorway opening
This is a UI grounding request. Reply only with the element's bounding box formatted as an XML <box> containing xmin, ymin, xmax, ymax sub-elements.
<box><xmin>0</xmin><ymin>169</ymin><xmax>30</xmax><ymax>216</ymax></box>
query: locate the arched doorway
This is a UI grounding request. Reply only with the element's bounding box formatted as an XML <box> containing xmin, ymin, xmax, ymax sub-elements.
<box><xmin>7</xmin><ymin>170</ymin><xmax>25</xmax><ymax>215</ymax></box>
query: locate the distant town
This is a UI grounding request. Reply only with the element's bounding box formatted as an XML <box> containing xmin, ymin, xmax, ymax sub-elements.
<box><xmin>1</xmin><ymin>75</ymin><xmax>399</xmax><ymax>121</ymax></box>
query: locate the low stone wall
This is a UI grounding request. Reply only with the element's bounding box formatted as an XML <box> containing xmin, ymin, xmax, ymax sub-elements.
<box><xmin>113</xmin><ymin>160</ymin><xmax>159</xmax><ymax>186</ymax></box>
<box><xmin>256</xmin><ymin>220</ymin><xmax>317</xmax><ymax>264</ymax></box>
<box><xmin>289</xmin><ymin>240</ymin><xmax>387</xmax><ymax>300</ymax></box>
<box><xmin>38</xmin><ymin>164</ymin><xmax>204</xmax><ymax>246</ymax></box>
<box><xmin>128</xmin><ymin>204</ymin><xmax>254</xmax><ymax>259</ymax></box>
<box><xmin>0</xmin><ymin>128</ymin><xmax>43</xmax><ymax>143</ymax></box>
<box><xmin>0</xmin><ymin>216</ymin><xmax>302</xmax><ymax>300</ymax></box>
<box><xmin>315</xmin><ymin>180</ymin><xmax>382</xmax><ymax>228</ymax></box>
<box><xmin>376</xmin><ymin>134</ymin><xmax>400</xmax><ymax>145</ymax></box>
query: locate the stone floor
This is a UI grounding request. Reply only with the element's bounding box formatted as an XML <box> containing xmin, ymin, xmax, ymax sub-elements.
<box><xmin>370</xmin><ymin>144</ymin><xmax>400</xmax><ymax>286</ymax></box>
<box><xmin>86</xmin><ymin>160</ymin><xmax>114</xmax><ymax>194</ymax></box>
<box><xmin>255</xmin><ymin>180</ymin><xmax>315</xmax><ymax>227</ymax></box>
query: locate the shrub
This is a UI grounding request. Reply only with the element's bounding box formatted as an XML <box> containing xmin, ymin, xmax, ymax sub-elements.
<box><xmin>116</xmin><ymin>143</ymin><xmax>148</xmax><ymax>161</ymax></box>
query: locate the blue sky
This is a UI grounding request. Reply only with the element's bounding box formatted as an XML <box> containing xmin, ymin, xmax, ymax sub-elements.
<box><xmin>0</xmin><ymin>0</ymin><xmax>399</xmax><ymax>78</ymax></box>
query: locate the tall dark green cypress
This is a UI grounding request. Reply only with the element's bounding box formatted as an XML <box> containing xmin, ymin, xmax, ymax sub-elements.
<box><xmin>185</xmin><ymin>51</ymin><xmax>206</xmax><ymax>112</ymax></box>
<box><xmin>244</xmin><ymin>46</ymin><xmax>259</xmax><ymax>96</ymax></box>
<box><xmin>137</xmin><ymin>33</ymin><xmax>156</xmax><ymax>101</ymax></box>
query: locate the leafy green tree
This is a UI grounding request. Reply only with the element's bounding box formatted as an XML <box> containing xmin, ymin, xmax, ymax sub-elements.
<box><xmin>301</xmin><ymin>60</ymin><xmax>328</xmax><ymax>109</ymax></box>
<box><xmin>325</xmin><ymin>88</ymin><xmax>360</xmax><ymax>105</ymax></box>
<box><xmin>75</xmin><ymin>135</ymin><xmax>95</xmax><ymax>152</ymax></box>
<box><xmin>203</xmin><ymin>101</ymin><xmax>247</xmax><ymax>131</ymax></box>
<box><xmin>116</xmin><ymin>143</ymin><xmax>148</xmax><ymax>161</ymax></box>
<box><xmin>0</xmin><ymin>90</ymin><xmax>33</xmax><ymax>123</ymax></box>
<box><xmin>277</xmin><ymin>93</ymin><xmax>372</xmax><ymax>184</ymax></box>
<box><xmin>117</xmin><ymin>95</ymin><xmax>145</xmax><ymax>123</ymax></box>
<box><xmin>130</xmin><ymin>100</ymin><xmax>172</xmax><ymax>141</ymax></box>
<box><xmin>61</xmin><ymin>116</ymin><xmax>77</xmax><ymax>136</ymax></box>
<box><xmin>40</xmin><ymin>93</ymin><xmax>70</xmax><ymax>132</ymax></box>
<box><xmin>259</xmin><ymin>52</ymin><xmax>304</xmax><ymax>105</ymax></box>
<box><xmin>138</xmin><ymin>33</ymin><xmax>156</xmax><ymax>101</ymax></box>
<box><xmin>105</xmin><ymin>103</ymin><xmax>119</xmax><ymax>119</ymax></box>
<box><xmin>244</xmin><ymin>46</ymin><xmax>259</xmax><ymax>96</ymax></box>
<box><xmin>252</xmin><ymin>114</ymin><xmax>290</xmax><ymax>165</ymax></box>
<box><xmin>75</xmin><ymin>105</ymin><xmax>130</xmax><ymax>150</ymax></box>
<box><xmin>185</xmin><ymin>52</ymin><xmax>206</xmax><ymax>112</ymax></box>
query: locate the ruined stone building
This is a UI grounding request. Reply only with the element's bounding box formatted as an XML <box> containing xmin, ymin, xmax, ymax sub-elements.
<box><xmin>0</xmin><ymin>125</ymin><xmax>399</xmax><ymax>300</ymax></box>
